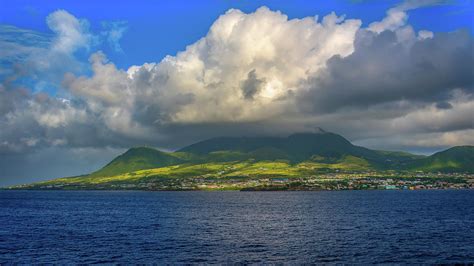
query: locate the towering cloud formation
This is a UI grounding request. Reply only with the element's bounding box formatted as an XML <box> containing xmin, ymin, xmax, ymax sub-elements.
<box><xmin>0</xmin><ymin>4</ymin><xmax>473</xmax><ymax>161</ymax></box>
<box><xmin>65</xmin><ymin>8</ymin><xmax>361</xmax><ymax>128</ymax></box>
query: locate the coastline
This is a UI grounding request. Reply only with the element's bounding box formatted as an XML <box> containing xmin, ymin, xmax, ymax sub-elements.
<box><xmin>4</xmin><ymin>186</ymin><xmax>473</xmax><ymax>192</ymax></box>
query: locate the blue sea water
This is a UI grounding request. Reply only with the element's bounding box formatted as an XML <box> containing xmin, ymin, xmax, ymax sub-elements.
<box><xmin>0</xmin><ymin>190</ymin><xmax>473</xmax><ymax>264</ymax></box>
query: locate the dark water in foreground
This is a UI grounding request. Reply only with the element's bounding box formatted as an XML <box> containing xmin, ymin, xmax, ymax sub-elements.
<box><xmin>1</xmin><ymin>190</ymin><xmax>473</xmax><ymax>264</ymax></box>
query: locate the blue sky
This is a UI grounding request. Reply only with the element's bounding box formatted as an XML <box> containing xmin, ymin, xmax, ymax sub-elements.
<box><xmin>1</xmin><ymin>0</ymin><xmax>472</xmax><ymax>70</ymax></box>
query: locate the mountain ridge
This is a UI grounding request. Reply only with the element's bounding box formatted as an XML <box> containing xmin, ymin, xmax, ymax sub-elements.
<box><xmin>408</xmin><ymin>146</ymin><xmax>474</xmax><ymax>172</ymax></box>
<box><xmin>92</xmin><ymin>131</ymin><xmax>473</xmax><ymax>177</ymax></box>
<box><xmin>89</xmin><ymin>146</ymin><xmax>183</xmax><ymax>177</ymax></box>
<box><xmin>11</xmin><ymin>130</ymin><xmax>474</xmax><ymax>190</ymax></box>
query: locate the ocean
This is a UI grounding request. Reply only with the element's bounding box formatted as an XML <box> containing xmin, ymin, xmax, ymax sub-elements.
<box><xmin>1</xmin><ymin>190</ymin><xmax>473</xmax><ymax>263</ymax></box>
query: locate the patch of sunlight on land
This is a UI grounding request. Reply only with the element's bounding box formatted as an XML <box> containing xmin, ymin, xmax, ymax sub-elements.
<box><xmin>296</xmin><ymin>155</ymin><xmax>370</xmax><ymax>171</ymax></box>
<box><xmin>331</xmin><ymin>155</ymin><xmax>371</xmax><ymax>170</ymax></box>
<box><xmin>225</xmin><ymin>161</ymin><xmax>300</xmax><ymax>177</ymax></box>
<box><xmin>420</xmin><ymin>160</ymin><xmax>460</xmax><ymax>171</ymax></box>
<box><xmin>37</xmin><ymin>156</ymin><xmax>372</xmax><ymax>186</ymax></box>
<box><xmin>42</xmin><ymin>171</ymin><xmax>148</xmax><ymax>185</ymax></box>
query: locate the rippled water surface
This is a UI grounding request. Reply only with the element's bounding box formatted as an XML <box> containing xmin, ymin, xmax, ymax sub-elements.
<box><xmin>1</xmin><ymin>190</ymin><xmax>474</xmax><ymax>263</ymax></box>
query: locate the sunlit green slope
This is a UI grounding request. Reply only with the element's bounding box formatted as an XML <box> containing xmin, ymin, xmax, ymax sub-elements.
<box><xmin>89</xmin><ymin>147</ymin><xmax>182</xmax><ymax>177</ymax></box>
<box><xmin>29</xmin><ymin>155</ymin><xmax>373</xmax><ymax>188</ymax></box>
<box><xmin>409</xmin><ymin>146</ymin><xmax>474</xmax><ymax>172</ymax></box>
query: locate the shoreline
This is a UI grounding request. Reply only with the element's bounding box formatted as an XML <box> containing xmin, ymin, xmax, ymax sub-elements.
<box><xmin>3</xmin><ymin>187</ymin><xmax>473</xmax><ymax>192</ymax></box>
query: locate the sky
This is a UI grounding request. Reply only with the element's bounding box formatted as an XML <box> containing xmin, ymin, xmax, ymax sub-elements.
<box><xmin>0</xmin><ymin>0</ymin><xmax>473</xmax><ymax>186</ymax></box>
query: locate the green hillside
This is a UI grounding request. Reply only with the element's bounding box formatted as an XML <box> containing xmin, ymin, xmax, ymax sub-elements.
<box><xmin>409</xmin><ymin>146</ymin><xmax>474</xmax><ymax>172</ymax></box>
<box><xmin>179</xmin><ymin>132</ymin><xmax>424</xmax><ymax>169</ymax></box>
<box><xmin>91</xmin><ymin>131</ymin><xmax>386</xmax><ymax>178</ymax></box>
<box><xmin>179</xmin><ymin>132</ymin><xmax>361</xmax><ymax>160</ymax></box>
<box><xmin>89</xmin><ymin>147</ymin><xmax>182</xmax><ymax>177</ymax></box>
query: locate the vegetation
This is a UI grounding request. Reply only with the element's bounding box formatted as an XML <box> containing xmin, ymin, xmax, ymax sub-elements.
<box><xmin>89</xmin><ymin>147</ymin><xmax>182</xmax><ymax>177</ymax></box>
<box><xmin>408</xmin><ymin>146</ymin><xmax>474</xmax><ymax>172</ymax></box>
<box><xmin>11</xmin><ymin>131</ymin><xmax>474</xmax><ymax>190</ymax></box>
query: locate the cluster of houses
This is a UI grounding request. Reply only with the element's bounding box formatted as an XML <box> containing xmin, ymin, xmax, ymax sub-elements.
<box><xmin>15</xmin><ymin>171</ymin><xmax>474</xmax><ymax>191</ymax></box>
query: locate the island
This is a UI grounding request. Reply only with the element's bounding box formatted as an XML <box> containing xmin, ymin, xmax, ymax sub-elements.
<box><xmin>9</xmin><ymin>130</ymin><xmax>474</xmax><ymax>191</ymax></box>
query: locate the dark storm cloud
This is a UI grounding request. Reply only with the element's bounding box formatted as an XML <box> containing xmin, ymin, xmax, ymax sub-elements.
<box><xmin>299</xmin><ymin>29</ymin><xmax>474</xmax><ymax>114</ymax></box>
<box><xmin>241</xmin><ymin>69</ymin><xmax>266</xmax><ymax>100</ymax></box>
<box><xmin>0</xmin><ymin>86</ymin><xmax>158</xmax><ymax>154</ymax></box>
<box><xmin>436</xmin><ymin>101</ymin><xmax>453</xmax><ymax>109</ymax></box>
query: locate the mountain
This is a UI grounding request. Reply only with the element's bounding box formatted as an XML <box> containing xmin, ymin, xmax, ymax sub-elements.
<box><xmin>179</xmin><ymin>132</ymin><xmax>419</xmax><ymax>168</ymax></box>
<box><xmin>409</xmin><ymin>146</ymin><xmax>474</xmax><ymax>172</ymax></box>
<box><xmin>12</xmin><ymin>130</ymin><xmax>474</xmax><ymax>190</ymax></box>
<box><xmin>85</xmin><ymin>131</ymin><xmax>474</xmax><ymax>177</ymax></box>
<box><xmin>89</xmin><ymin>147</ymin><xmax>182</xmax><ymax>177</ymax></box>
